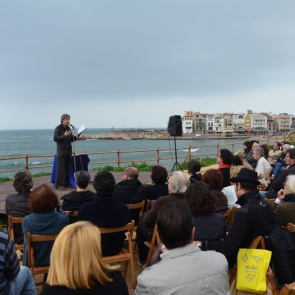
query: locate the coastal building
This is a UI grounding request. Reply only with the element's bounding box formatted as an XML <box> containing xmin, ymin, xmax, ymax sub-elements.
<box><xmin>207</xmin><ymin>114</ymin><xmax>216</xmax><ymax>133</ymax></box>
<box><xmin>195</xmin><ymin>112</ymin><xmax>207</xmax><ymax>135</ymax></box>
<box><xmin>233</xmin><ymin>114</ymin><xmax>245</xmax><ymax>133</ymax></box>
<box><xmin>274</xmin><ymin>114</ymin><xmax>291</xmax><ymax>132</ymax></box>
<box><xmin>182</xmin><ymin>111</ymin><xmax>194</xmax><ymax>134</ymax></box>
<box><xmin>182</xmin><ymin>110</ymin><xmax>294</xmax><ymax>135</ymax></box>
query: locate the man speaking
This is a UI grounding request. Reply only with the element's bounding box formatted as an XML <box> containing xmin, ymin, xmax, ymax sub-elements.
<box><xmin>53</xmin><ymin>113</ymin><xmax>80</xmax><ymax>190</ymax></box>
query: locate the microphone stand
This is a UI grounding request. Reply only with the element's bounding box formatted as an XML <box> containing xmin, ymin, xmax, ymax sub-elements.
<box><xmin>70</xmin><ymin>125</ymin><xmax>77</xmax><ymax>185</ymax></box>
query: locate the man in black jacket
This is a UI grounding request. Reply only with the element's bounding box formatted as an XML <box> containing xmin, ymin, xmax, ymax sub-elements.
<box><xmin>53</xmin><ymin>114</ymin><xmax>80</xmax><ymax>189</ymax></box>
<box><xmin>200</xmin><ymin>168</ymin><xmax>276</xmax><ymax>268</ymax></box>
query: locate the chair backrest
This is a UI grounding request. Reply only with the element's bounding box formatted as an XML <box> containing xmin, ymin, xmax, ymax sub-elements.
<box><xmin>99</xmin><ymin>221</ymin><xmax>136</xmax><ymax>290</ymax></box>
<box><xmin>224</xmin><ymin>206</ymin><xmax>238</xmax><ymax>229</ymax></box>
<box><xmin>8</xmin><ymin>215</ymin><xmax>24</xmax><ymax>251</ymax></box>
<box><xmin>145</xmin><ymin>223</ymin><xmax>158</xmax><ymax>267</ymax></box>
<box><xmin>279</xmin><ymin>282</ymin><xmax>295</xmax><ymax>295</ymax></box>
<box><xmin>27</xmin><ymin>232</ymin><xmax>59</xmax><ymax>286</ymax></box>
<box><xmin>61</xmin><ymin>210</ymin><xmax>79</xmax><ymax>217</ymax></box>
<box><xmin>265</xmin><ymin>198</ymin><xmax>275</xmax><ymax>205</ymax></box>
<box><xmin>287</xmin><ymin>223</ymin><xmax>295</xmax><ymax>233</ymax></box>
<box><xmin>126</xmin><ymin>201</ymin><xmax>145</xmax><ymax>225</ymax></box>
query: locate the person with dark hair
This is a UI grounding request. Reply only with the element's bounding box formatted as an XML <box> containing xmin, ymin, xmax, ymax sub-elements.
<box><xmin>260</xmin><ymin>144</ymin><xmax>269</xmax><ymax>159</ymax></box>
<box><xmin>247</xmin><ymin>140</ymin><xmax>259</xmax><ymax>168</ymax></box>
<box><xmin>0</xmin><ymin>231</ymin><xmax>36</xmax><ymax>295</ymax></box>
<box><xmin>233</xmin><ymin>150</ymin><xmax>253</xmax><ymax>170</ymax></box>
<box><xmin>217</xmin><ymin>149</ymin><xmax>233</xmax><ymax>188</ymax></box>
<box><xmin>146</xmin><ymin>165</ymin><xmax>168</xmax><ymax>201</ymax></box>
<box><xmin>61</xmin><ymin>170</ymin><xmax>95</xmax><ymax>211</ymax></box>
<box><xmin>200</xmin><ymin>168</ymin><xmax>276</xmax><ymax>269</ymax></box>
<box><xmin>202</xmin><ymin>169</ymin><xmax>228</xmax><ymax>214</ymax></box>
<box><xmin>5</xmin><ymin>171</ymin><xmax>33</xmax><ymax>244</ymax></box>
<box><xmin>268</xmin><ymin>141</ymin><xmax>282</xmax><ymax>165</ymax></box>
<box><xmin>266</xmin><ymin>148</ymin><xmax>295</xmax><ymax>199</ymax></box>
<box><xmin>187</xmin><ymin>159</ymin><xmax>202</xmax><ymax>183</ymax></box>
<box><xmin>53</xmin><ymin>113</ymin><xmax>80</xmax><ymax>190</ymax></box>
<box><xmin>78</xmin><ymin>171</ymin><xmax>131</xmax><ymax>256</ymax></box>
<box><xmin>184</xmin><ymin>182</ymin><xmax>226</xmax><ymax>241</ymax></box>
<box><xmin>135</xmin><ymin>202</ymin><xmax>229</xmax><ymax>295</ymax></box>
<box><xmin>232</xmin><ymin>155</ymin><xmax>243</xmax><ymax>166</ymax></box>
<box><xmin>22</xmin><ymin>184</ymin><xmax>69</xmax><ymax>267</ymax></box>
<box><xmin>243</xmin><ymin>140</ymin><xmax>252</xmax><ymax>161</ymax></box>
<box><xmin>113</xmin><ymin>166</ymin><xmax>147</xmax><ymax>204</ymax></box>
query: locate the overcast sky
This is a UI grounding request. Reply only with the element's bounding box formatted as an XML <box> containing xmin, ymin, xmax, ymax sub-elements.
<box><xmin>1</xmin><ymin>1</ymin><xmax>295</xmax><ymax>130</ymax></box>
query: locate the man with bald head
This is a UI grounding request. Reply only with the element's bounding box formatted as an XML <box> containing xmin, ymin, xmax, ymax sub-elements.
<box><xmin>113</xmin><ymin>167</ymin><xmax>147</xmax><ymax>205</ymax></box>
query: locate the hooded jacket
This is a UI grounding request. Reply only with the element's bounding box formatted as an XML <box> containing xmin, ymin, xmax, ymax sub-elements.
<box><xmin>22</xmin><ymin>211</ymin><xmax>69</xmax><ymax>267</ymax></box>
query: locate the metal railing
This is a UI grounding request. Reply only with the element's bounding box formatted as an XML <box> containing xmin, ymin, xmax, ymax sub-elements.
<box><xmin>0</xmin><ymin>139</ymin><xmax>275</xmax><ymax>176</ymax></box>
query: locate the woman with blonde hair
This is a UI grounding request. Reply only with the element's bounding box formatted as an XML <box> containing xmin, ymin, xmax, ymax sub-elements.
<box><xmin>41</xmin><ymin>221</ymin><xmax>128</xmax><ymax>295</ymax></box>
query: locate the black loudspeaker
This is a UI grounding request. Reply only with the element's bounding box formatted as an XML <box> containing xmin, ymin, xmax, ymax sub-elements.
<box><xmin>167</xmin><ymin>115</ymin><xmax>182</xmax><ymax>136</ymax></box>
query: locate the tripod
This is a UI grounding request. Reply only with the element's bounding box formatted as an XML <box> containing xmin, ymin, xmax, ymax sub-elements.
<box><xmin>171</xmin><ymin>136</ymin><xmax>183</xmax><ymax>172</ymax></box>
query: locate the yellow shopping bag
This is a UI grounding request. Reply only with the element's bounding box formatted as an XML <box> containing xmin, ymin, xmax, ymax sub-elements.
<box><xmin>236</xmin><ymin>248</ymin><xmax>272</xmax><ymax>294</ymax></box>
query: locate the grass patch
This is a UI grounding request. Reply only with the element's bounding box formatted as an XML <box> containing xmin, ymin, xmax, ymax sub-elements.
<box><xmin>0</xmin><ymin>172</ymin><xmax>52</xmax><ymax>183</ymax></box>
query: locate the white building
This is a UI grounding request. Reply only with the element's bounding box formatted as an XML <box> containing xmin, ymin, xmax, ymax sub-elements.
<box><xmin>182</xmin><ymin>111</ymin><xmax>194</xmax><ymax>134</ymax></box>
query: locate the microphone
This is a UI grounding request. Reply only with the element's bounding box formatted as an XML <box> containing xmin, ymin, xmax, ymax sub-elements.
<box><xmin>69</xmin><ymin>124</ymin><xmax>76</xmax><ymax>130</ymax></box>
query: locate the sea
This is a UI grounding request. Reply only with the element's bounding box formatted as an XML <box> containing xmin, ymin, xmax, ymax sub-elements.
<box><xmin>0</xmin><ymin>128</ymin><xmax>273</xmax><ymax>178</ymax></box>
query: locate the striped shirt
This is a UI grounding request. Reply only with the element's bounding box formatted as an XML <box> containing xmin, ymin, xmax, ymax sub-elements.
<box><xmin>0</xmin><ymin>231</ymin><xmax>20</xmax><ymax>295</ymax></box>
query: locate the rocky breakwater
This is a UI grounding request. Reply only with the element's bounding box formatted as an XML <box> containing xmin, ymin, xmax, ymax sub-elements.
<box><xmin>80</xmin><ymin>130</ymin><xmax>176</xmax><ymax>140</ymax></box>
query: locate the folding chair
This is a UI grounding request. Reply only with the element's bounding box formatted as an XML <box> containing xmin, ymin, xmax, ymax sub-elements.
<box><xmin>144</xmin><ymin>223</ymin><xmax>158</xmax><ymax>268</ymax></box>
<box><xmin>126</xmin><ymin>201</ymin><xmax>145</xmax><ymax>249</ymax></box>
<box><xmin>61</xmin><ymin>210</ymin><xmax>79</xmax><ymax>223</ymax></box>
<box><xmin>27</xmin><ymin>232</ymin><xmax>58</xmax><ymax>286</ymax></box>
<box><xmin>279</xmin><ymin>282</ymin><xmax>295</xmax><ymax>295</ymax></box>
<box><xmin>99</xmin><ymin>221</ymin><xmax>136</xmax><ymax>290</ymax></box>
<box><xmin>8</xmin><ymin>215</ymin><xmax>24</xmax><ymax>253</ymax></box>
<box><xmin>224</xmin><ymin>206</ymin><xmax>238</xmax><ymax>229</ymax></box>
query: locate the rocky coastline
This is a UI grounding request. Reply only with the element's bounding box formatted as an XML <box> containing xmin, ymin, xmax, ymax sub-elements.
<box><xmin>80</xmin><ymin>130</ymin><xmax>253</xmax><ymax>140</ymax></box>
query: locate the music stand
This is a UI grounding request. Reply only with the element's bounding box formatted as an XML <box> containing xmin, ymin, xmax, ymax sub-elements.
<box><xmin>171</xmin><ymin>136</ymin><xmax>183</xmax><ymax>172</ymax></box>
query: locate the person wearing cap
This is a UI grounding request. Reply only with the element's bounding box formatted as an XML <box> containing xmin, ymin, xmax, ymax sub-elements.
<box><xmin>199</xmin><ymin>168</ymin><xmax>276</xmax><ymax>268</ymax></box>
<box><xmin>53</xmin><ymin>114</ymin><xmax>80</xmax><ymax>190</ymax></box>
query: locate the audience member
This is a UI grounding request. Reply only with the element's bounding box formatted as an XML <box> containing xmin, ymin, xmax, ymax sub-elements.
<box><xmin>260</xmin><ymin>143</ymin><xmax>270</xmax><ymax>159</ymax></box>
<box><xmin>243</xmin><ymin>140</ymin><xmax>252</xmax><ymax>162</ymax></box>
<box><xmin>135</xmin><ymin>202</ymin><xmax>230</xmax><ymax>295</ymax></box>
<box><xmin>61</xmin><ymin>170</ymin><xmax>95</xmax><ymax>211</ymax></box>
<box><xmin>253</xmin><ymin>147</ymin><xmax>272</xmax><ymax>187</ymax></box>
<box><xmin>41</xmin><ymin>221</ymin><xmax>128</xmax><ymax>295</ymax></box>
<box><xmin>266</xmin><ymin>148</ymin><xmax>295</xmax><ymax>199</ymax></box>
<box><xmin>145</xmin><ymin>165</ymin><xmax>168</xmax><ymax>201</ymax></box>
<box><xmin>272</xmin><ymin>175</ymin><xmax>295</xmax><ymax>226</ymax></box>
<box><xmin>113</xmin><ymin>167</ymin><xmax>147</xmax><ymax>204</ymax></box>
<box><xmin>200</xmin><ymin>168</ymin><xmax>276</xmax><ymax>268</ymax></box>
<box><xmin>233</xmin><ymin>150</ymin><xmax>252</xmax><ymax>170</ymax></box>
<box><xmin>202</xmin><ymin>169</ymin><xmax>228</xmax><ymax>214</ymax></box>
<box><xmin>187</xmin><ymin>159</ymin><xmax>202</xmax><ymax>183</ymax></box>
<box><xmin>136</xmin><ymin>171</ymin><xmax>189</xmax><ymax>266</ymax></box>
<box><xmin>78</xmin><ymin>171</ymin><xmax>131</xmax><ymax>256</ymax></box>
<box><xmin>217</xmin><ymin>148</ymin><xmax>234</xmax><ymax>188</ymax></box>
<box><xmin>268</xmin><ymin>141</ymin><xmax>282</xmax><ymax>165</ymax></box>
<box><xmin>270</xmin><ymin>144</ymin><xmax>290</xmax><ymax>180</ymax></box>
<box><xmin>184</xmin><ymin>182</ymin><xmax>226</xmax><ymax>241</ymax></box>
<box><xmin>5</xmin><ymin>171</ymin><xmax>33</xmax><ymax>244</ymax></box>
<box><xmin>0</xmin><ymin>231</ymin><xmax>36</xmax><ymax>295</ymax></box>
<box><xmin>222</xmin><ymin>166</ymin><xmax>243</xmax><ymax>208</ymax></box>
<box><xmin>22</xmin><ymin>184</ymin><xmax>69</xmax><ymax>267</ymax></box>
<box><xmin>248</xmin><ymin>140</ymin><xmax>259</xmax><ymax>168</ymax></box>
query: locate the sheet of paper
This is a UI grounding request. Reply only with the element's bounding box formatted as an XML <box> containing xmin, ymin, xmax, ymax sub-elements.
<box><xmin>77</xmin><ymin>124</ymin><xmax>86</xmax><ymax>134</ymax></box>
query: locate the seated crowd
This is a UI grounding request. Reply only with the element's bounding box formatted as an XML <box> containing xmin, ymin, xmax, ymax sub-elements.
<box><xmin>3</xmin><ymin>148</ymin><xmax>295</xmax><ymax>294</ymax></box>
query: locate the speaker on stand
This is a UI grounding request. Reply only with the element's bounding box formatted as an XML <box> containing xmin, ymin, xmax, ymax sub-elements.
<box><xmin>167</xmin><ymin>115</ymin><xmax>183</xmax><ymax>171</ymax></box>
